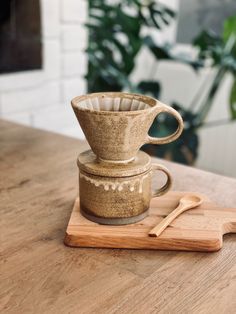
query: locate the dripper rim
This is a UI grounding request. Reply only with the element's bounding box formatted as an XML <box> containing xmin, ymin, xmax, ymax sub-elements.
<box><xmin>71</xmin><ymin>92</ymin><xmax>161</xmax><ymax>115</ymax></box>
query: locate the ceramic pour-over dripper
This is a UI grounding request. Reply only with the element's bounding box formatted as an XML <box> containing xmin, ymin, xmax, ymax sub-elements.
<box><xmin>72</xmin><ymin>92</ymin><xmax>183</xmax><ymax>163</ymax></box>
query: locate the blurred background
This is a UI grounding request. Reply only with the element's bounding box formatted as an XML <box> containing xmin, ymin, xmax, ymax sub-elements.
<box><xmin>0</xmin><ymin>0</ymin><xmax>235</xmax><ymax>176</ymax></box>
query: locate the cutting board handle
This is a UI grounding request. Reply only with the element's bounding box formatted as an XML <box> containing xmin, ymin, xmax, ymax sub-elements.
<box><xmin>222</xmin><ymin>221</ymin><xmax>236</xmax><ymax>234</ymax></box>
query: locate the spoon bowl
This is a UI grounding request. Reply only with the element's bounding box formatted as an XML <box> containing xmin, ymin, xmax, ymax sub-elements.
<box><xmin>179</xmin><ymin>194</ymin><xmax>203</xmax><ymax>207</ymax></box>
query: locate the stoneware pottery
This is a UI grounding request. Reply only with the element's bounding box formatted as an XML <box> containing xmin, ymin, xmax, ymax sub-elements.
<box><xmin>72</xmin><ymin>92</ymin><xmax>184</xmax><ymax>162</ymax></box>
<box><xmin>77</xmin><ymin>150</ymin><xmax>172</xmax><ymax>225</ymax></box>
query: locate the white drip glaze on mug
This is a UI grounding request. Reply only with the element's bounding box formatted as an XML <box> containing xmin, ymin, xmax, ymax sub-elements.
<box><xmin>80</xmin><ymin>173</ymin><xmax>149</xmax><ymax>193</ymax></box>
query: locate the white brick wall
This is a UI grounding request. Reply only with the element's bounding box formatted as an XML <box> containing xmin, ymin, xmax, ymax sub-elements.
<box><xmin>41</xmin><ymin>0</ymin><xmax>60</xmax><ymax>38</ymax></box>
<box><xmin>62</xmin><ymin>51</ymin><xmax>87</xmax><ymax>77</ymax></box>
<box><xmin>61</xmin><ymin>0</ymin><xmax>87</xmax><ymax>23</ymax></box>
<box><xmin>0</xmin><ymin>0</ymin><xmax>87</xmax><ymax>138</ymax></box>
<box><xmin>62</xmin><ymin>25</ymin><xmax>87</xmax><ymax>51</ymax></box>
<box><xmin>1</xmin><ymin>81</ymin><xmax>61</xmax><ymax>114</ymax></box>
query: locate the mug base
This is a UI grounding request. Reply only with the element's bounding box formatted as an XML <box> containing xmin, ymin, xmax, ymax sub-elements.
<box><xmin>80</xmin><ymin>209</ymin><xmax>148</xmax><ymax>225</ymax></box>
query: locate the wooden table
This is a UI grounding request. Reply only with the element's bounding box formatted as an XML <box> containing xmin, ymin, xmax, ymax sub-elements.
<box><xmin>1</xmin><ymin>120</ymin><xmax>236</xmax><ymax>314</ymax></box>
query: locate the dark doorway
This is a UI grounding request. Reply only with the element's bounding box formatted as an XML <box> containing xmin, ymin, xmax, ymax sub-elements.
<box><xmin>0</xmin><ymin>0</ymin><xmax>42</xmax><ymax>74</ymax></box>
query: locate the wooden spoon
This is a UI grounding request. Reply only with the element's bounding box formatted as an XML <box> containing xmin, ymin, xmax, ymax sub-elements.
<box><xmin>149</xmin><ymin>194</ymin><xmax>203</xmax><ymax>237</ymax></box>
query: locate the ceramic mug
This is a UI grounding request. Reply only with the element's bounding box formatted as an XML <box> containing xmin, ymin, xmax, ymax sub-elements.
<box><xmin>72</xmin><ymin>92</ymin><xmax>184</xmax><ymax>163</ymax></box>
<box><xmin>79</xmin><ymin>163</ymin><xmax>172</xmax><ymax>225</ymax></box>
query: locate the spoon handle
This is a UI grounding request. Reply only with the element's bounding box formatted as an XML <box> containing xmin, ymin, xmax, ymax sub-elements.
<box><xmin>149</xmin><ymin>203</ymin><xmax>187</xmax><ymax>237</ymax></box>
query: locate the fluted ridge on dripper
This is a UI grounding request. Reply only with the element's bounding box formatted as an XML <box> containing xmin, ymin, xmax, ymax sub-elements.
<box><xmin>75</xmin><ymin>95</ymin><xmax>150</xmax><ymax>112</ymax></box>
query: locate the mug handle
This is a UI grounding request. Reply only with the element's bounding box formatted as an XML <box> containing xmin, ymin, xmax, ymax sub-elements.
<box><xmin>146</xmin><ymin>102</ymin><xmax>184</xmax><ymax>145</ymax></box>
<box><xmin>151</xmin><ymin>163</ymin><xmax>172</xmax><ymax>197</ymax></box>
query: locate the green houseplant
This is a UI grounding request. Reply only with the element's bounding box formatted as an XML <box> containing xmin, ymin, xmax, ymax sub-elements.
<box><xmin>86</xmin><ymin>0</ymin><xmax>236</xmax><ymax>165</ymax></box>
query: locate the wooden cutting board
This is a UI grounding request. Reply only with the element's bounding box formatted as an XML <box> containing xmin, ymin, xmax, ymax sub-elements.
<box><xmin>64</xmin><ymin>191</ymin><xmax>236</xmax><ymax>252</ymax></box>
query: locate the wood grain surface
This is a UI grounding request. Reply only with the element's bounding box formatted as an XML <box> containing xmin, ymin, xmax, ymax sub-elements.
<box><xmin>1</xmin><ymin>120</ymin><xmax>236</xmax><ymax>314</ymax></box>
<box><xmin>64</xmin><ymin>192</ymin><xmax>236</xmax><ymax>251</ymax></box>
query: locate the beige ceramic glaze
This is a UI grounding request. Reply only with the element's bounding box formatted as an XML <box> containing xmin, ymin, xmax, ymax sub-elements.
<box><xmin>77</xmin><ymin>149</ymin><xmax>152</xmax><ymax>177</ymax></box>
<box><xmin>78</xmin><ymin>150</ymin><xmax>172</xmax><ymax>225</ymax></box>
<box><xmin>72</xmin><ymin>92</ymin><xmax>184</xmax><ymax>162</ymax></box>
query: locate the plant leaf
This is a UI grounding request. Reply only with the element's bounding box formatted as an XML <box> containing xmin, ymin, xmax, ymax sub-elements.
<box><xmin>137</xmin><ymin>81</ymin><xmax>161</xmax><ymax>98</ymax></box>
<box><xmin>193</xmin><ymin>30</ymin><xmax>223</xmax><ymax>65</ymax></box>
<box><xmin>230</xmin><ymin>79</ymin><xmax>236</xmax><ymax>119</ymax></box>
<box><xmin>144</xmin><ymin>36</ymin><xmax>170</xmax><ymax>60</ymax></box>
<box><xmin>223</xmin><ymin>15</ymin><xmax>236</xmax><ymax>59</ymax></box>
<box><xmin>223</xmin><ymin>15</ymin><xmax>236</xmax><ymax>43</ymax></box>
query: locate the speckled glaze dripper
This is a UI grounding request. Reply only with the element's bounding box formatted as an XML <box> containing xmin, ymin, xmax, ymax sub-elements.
<box><xmin>72</xmin><ymin>92</ymin><xmax>183</xmax><ymax>163</ymax></box>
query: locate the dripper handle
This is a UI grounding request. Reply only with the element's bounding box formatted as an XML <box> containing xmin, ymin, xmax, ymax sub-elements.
<box><xmin>146</xmin><ymin>102</ymin><xmax>184</xmax><ymax>145</ymax></box>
